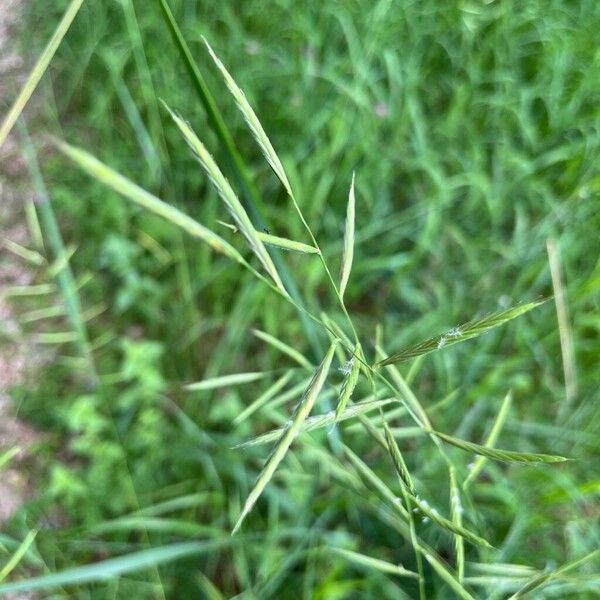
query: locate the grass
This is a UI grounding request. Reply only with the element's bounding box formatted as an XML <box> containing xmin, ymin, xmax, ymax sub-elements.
<box><xmin>1</xmin><ymin>0</ymin><xmax>599</xmax><ymax>597</ymax></box>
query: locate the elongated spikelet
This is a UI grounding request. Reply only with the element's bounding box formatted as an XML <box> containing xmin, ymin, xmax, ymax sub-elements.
<box><xmin>203</xmin><ymin>38</ymin><xmax>293</xmax><ymax>198</ymax></box>
<box><xmin>339</xmin><ymin>173</ymin><xmax>356</xmax><ymax>299</ymax></box>
<box><xmin>376</xmin><ymin>299</ymin><xmax>549</xmax><ymax>366</ymax></box>
<box><xmin>232</xmin><ymin>341</ymin><xmax>337</xmax><ymax>534</ymax></box>
<box><xmin>165</xmin><ymin>107</ymin><xmax>287</xmax><ymax>294</ymax></box>
<box><xmin>334</xmin><ymin>344</ymin><xmax>361</xmax><ymax>423</ymax></box>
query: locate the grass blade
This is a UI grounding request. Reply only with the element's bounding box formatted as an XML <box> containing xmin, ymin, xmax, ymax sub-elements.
<box><xmin>20</xmin><ymin>124</ymin><xmax>97</xmax><ymax>382</ymax></box>
<box><xmin>376</xmin><ymin>299</ymin><xmax>549</xmax><ymax>366</ymax></box>
<box><xmin>165</xmin><ymin>107</ymin><xmax>286</xmax><ymax>294</ymax></box>
<box><xmin>509</xmin><ymin>549</ymin><xmax>600</xmax><ymax>599</ymax></box>
<box><xmin>0</xmin><ymin>541</ymin><xmax>225</xmax><ymax>595</ymax></box>
<box><xmin>232</xmin><ymin>342</ymin><xmax>337</xmax><ymax>534</ymax></box>
<box><xmin>184</xmin><ymin>372</ymin><xmax>268</xmax><ymax>392</ymax></box>
<box><xmin>235</xmin><ymin>399</ymin><xmax>394</xmax><ymax>448</ymax></box>
<box><xmin>0</xmin><ymin>530</ymin><xmax>38</xmax><ymax>582</ymax></box>
<box><xmin>252</xmin><ymin>329</ymin><xmax>313</xmax><ymax>371</ymax></box>
<box><xmin>339</xmin><ymin>173</ymin><xmax>356</xmax><ymax>299</ymax></box>
<box><xmin>56</xmin><ymin>141</ymin><xmax>243</xmax><ymax>263</ymax></box>
<box><xmin>423</xmin><ymin>552</ymin><xmax>477</xmax><ymax>600</ymax></box>
<box><xmin>203</xmin><ymin>38</ymin><xmax>292</xmax><ymax>197</ymax></box>
<box><xmin>335</xmin><ymin>344</ymin><xmax>361</xmax><ymax>423</ymax></box>
<box><xmin>464</xmin><ymin>391</ymin><xmax>512</xmax><ymax>487</ymax></box>
<box><xmin>234</xmin><ymin>370</ymin><xmax>295</xmax><ymax>425</ymax></box>
<box><xmin>450</xmin><ymin>468</ymin><xmax>465</xmax><ymax>581</ymax></box>
<box><xmin>332</xmin><ymin>548</ymin><xmax>418</xmax><ymax>579</ymax></box>
<box><xmin>0</xmin><ymin>0</ymin><xmax>83</xmax><ymax>148</ymax></box>
<box><xmin>427</xmin><ymin>429</ymin><xmax>568</xmax><ymax>464</ymax></box>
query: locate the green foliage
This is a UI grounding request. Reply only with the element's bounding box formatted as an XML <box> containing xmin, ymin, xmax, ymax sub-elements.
<box><xmin>3</xmin><ymin>0</ymin><xmax>600</xmax><ymax>598</ymax></box>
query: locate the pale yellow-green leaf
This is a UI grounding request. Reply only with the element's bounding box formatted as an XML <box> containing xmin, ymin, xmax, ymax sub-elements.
<box><xmin>184</xmin><ymin>372</ymin><xmax>268</xmax><ymax>392</ymax></box>
<box><xmin>56</xmin><ymin>141</ymin><xmax>242</xmax><ymax>262</ymax></box>
<box><xmin>0</xmin><ymin>0</ymin><xmax>83</xmax><ymax>147</ymax></box>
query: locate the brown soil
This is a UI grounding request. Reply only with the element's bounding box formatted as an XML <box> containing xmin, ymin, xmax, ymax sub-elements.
<box><xmin>0</xmin><ymin>0</ymin><xmax>41</xmax><ymax>525</ymax></box>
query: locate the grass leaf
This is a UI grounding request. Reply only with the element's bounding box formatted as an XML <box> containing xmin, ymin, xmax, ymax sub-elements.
<box><xmin>339</xmin><ymin>173</ymin><xmax>356</xmax><ymax>299</ymax></box>
<box><xmin>0</xmin><ymin>542</ymin><xmax>227</xmax><ymax>594</ymax></box>
<box><xmin>428</xmin><ymin>429</ymin><xmax>569</xmax><ymax>464</ymax></box>
<box><xmin>423</xmin><ymin>552</ymin><xmax>477</xmax><ymax>600</ymax></box>
<box><xmin>184</xmin><ymin>372</ymin><xmax>268</xmax><ymax>392</ymax></box>
<box><xmin>0</xmin><ymin>0</ymin><xmax>83</xmax><ymax>148</ymax></box>
<box><xmin>0</xmin><ymin>530</ymin><xmax>37</xmax><ymax>582</ymax></box>
<box><xmin>232</xmin><ymin>342</ymin><xmax>338</xmax><ymax>534</ymax></box>
<box><xmin>376</xmin><ymin>299</ymin><xmax>549</xmax><ymax>366</ymax></box>
<box><xmin>252</xmin><ymin>329</ymin><xmax>313</xmax><ymax>371</ymax></box>
<box><xmin>450</xmin><ymin>468</ymin><xmax>465</xmax><ymax>581</ymax></box>
<box><xmin>332</xmin><ymin>547</ymin><xmax>418</xmax><ymax>579</ymax></box>
<box><xmin>464</xmin><ymin>391</ymin><xmax>512</xmax><ymax>487</ymax></box>
<box><xmin>234</xmin><ymin>370</ymin><xmax>295</xmax><ymax>425</ymax></box>
<box><xmin>56</xmin><ymin>140</ymin><xmax>243</xmax><ymax>263</ymax></box>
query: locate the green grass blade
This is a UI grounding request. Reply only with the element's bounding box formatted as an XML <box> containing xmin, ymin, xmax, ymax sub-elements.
<box><xmin>252</xmin><ymin>329</ymin><xmax>313</xmax><ymax>371</ymax></box>
<box><xmin>0</xmin><ymin>542</ymin><xmax>225</xmax><ymax>595</ymax></box>
<box><xmin>235</xmin><ymin>399</ymin><xmax>394</xmax><ymax>448</ymax></box>
<box><xmin>423</xmin><ymin>552</ymin><xmax>477</xmax><ymax>600</ymax></box>
<box><xmin>450</xmin><ymin>468</ymin><xmax>465</xmax><ymax>581</ymax></box>
<box><xmin>464</xmin><ymin>391</ymin><xmax>513</xmax><ymax>487</ymax></box>
<box><xmin>56</xmin><ymin>141</ymin><xmax>243</xmax><ymax>263</ymax></box>
<box><xmin>509</xmin><ymin>549</ymin><xmax>600</xmax><ymax>599</ymax></box>
<box><xmin>335</xmin><ymin>343</ymin><xmax>361</xmax><ymax>423</ymax></box>
<box><xmin>203</xmin><ymin>37</ymin><xmax>293</xmax><ymax>197</ymax></box>
<box><xmin>0</xmin><ymin>448</ymin><xmax>20</xmax><ymax>472</ymax></box>
<box><xmin>1</xmin><ymin>238</ymin><xmax>45</xmax><ymax>266</ymax></box>
<box><xmin>332</xmin><ymin>547</ymin><xmax>418</xmax><ymax>579</ymax></box>
<box><xmin>428</xmin><ymin>429</ymin><xmax>569</xmax><ymax>464</ymax></box>
<box><xmin>165</xmin><ymin>106</ymin><xmax>286</xmax><ymax>294</ymax></box>
<box><xmin>339</xmin><ymin>173</ymin><xmax>356</xmax><ymax>299</ymax></box>
<box><xmin>20</xmin><ymin>124</ymin><xmax>96</xmax><ymax>382</ymax></box>
<box><xmin>376</xmin><ymin>299</ymin><xmax>549</xmax><ymax>366</ymax></box>
<box><xmin>234</xmin><ymin>370</ymin><xmax>295</xmax><ymax>425</ymax></box>
<box><xmin>184</xmin><ymin>372</ymin><xmax>268</xmax><ymax>392</ymax></box>
<box><xmin>0</xmin><ymin>0</ymin><xmax>83</xmax><ymax>148</ymax></box>
<box><xmin>232</xmin><ymin>342</ymin><xmax>337</xmax><ymax>534</ymax></box>
<box><xmin>0</xmin><ymin>530</ymin><xmax>38</xmax><ymax>582</ymax></box>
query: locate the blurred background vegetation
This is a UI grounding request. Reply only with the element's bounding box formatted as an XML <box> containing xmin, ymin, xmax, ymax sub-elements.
<box><xmin>1</xmin><ymin>0</ymin><xmax>599</xmax><ymax>597</ymax></box>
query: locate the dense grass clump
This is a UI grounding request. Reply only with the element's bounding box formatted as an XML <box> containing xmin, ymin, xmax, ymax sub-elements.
<box><xmin>1</xmin><ymin>0</ymin><xmax>599</xmax><ymax>597</ymax></box>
